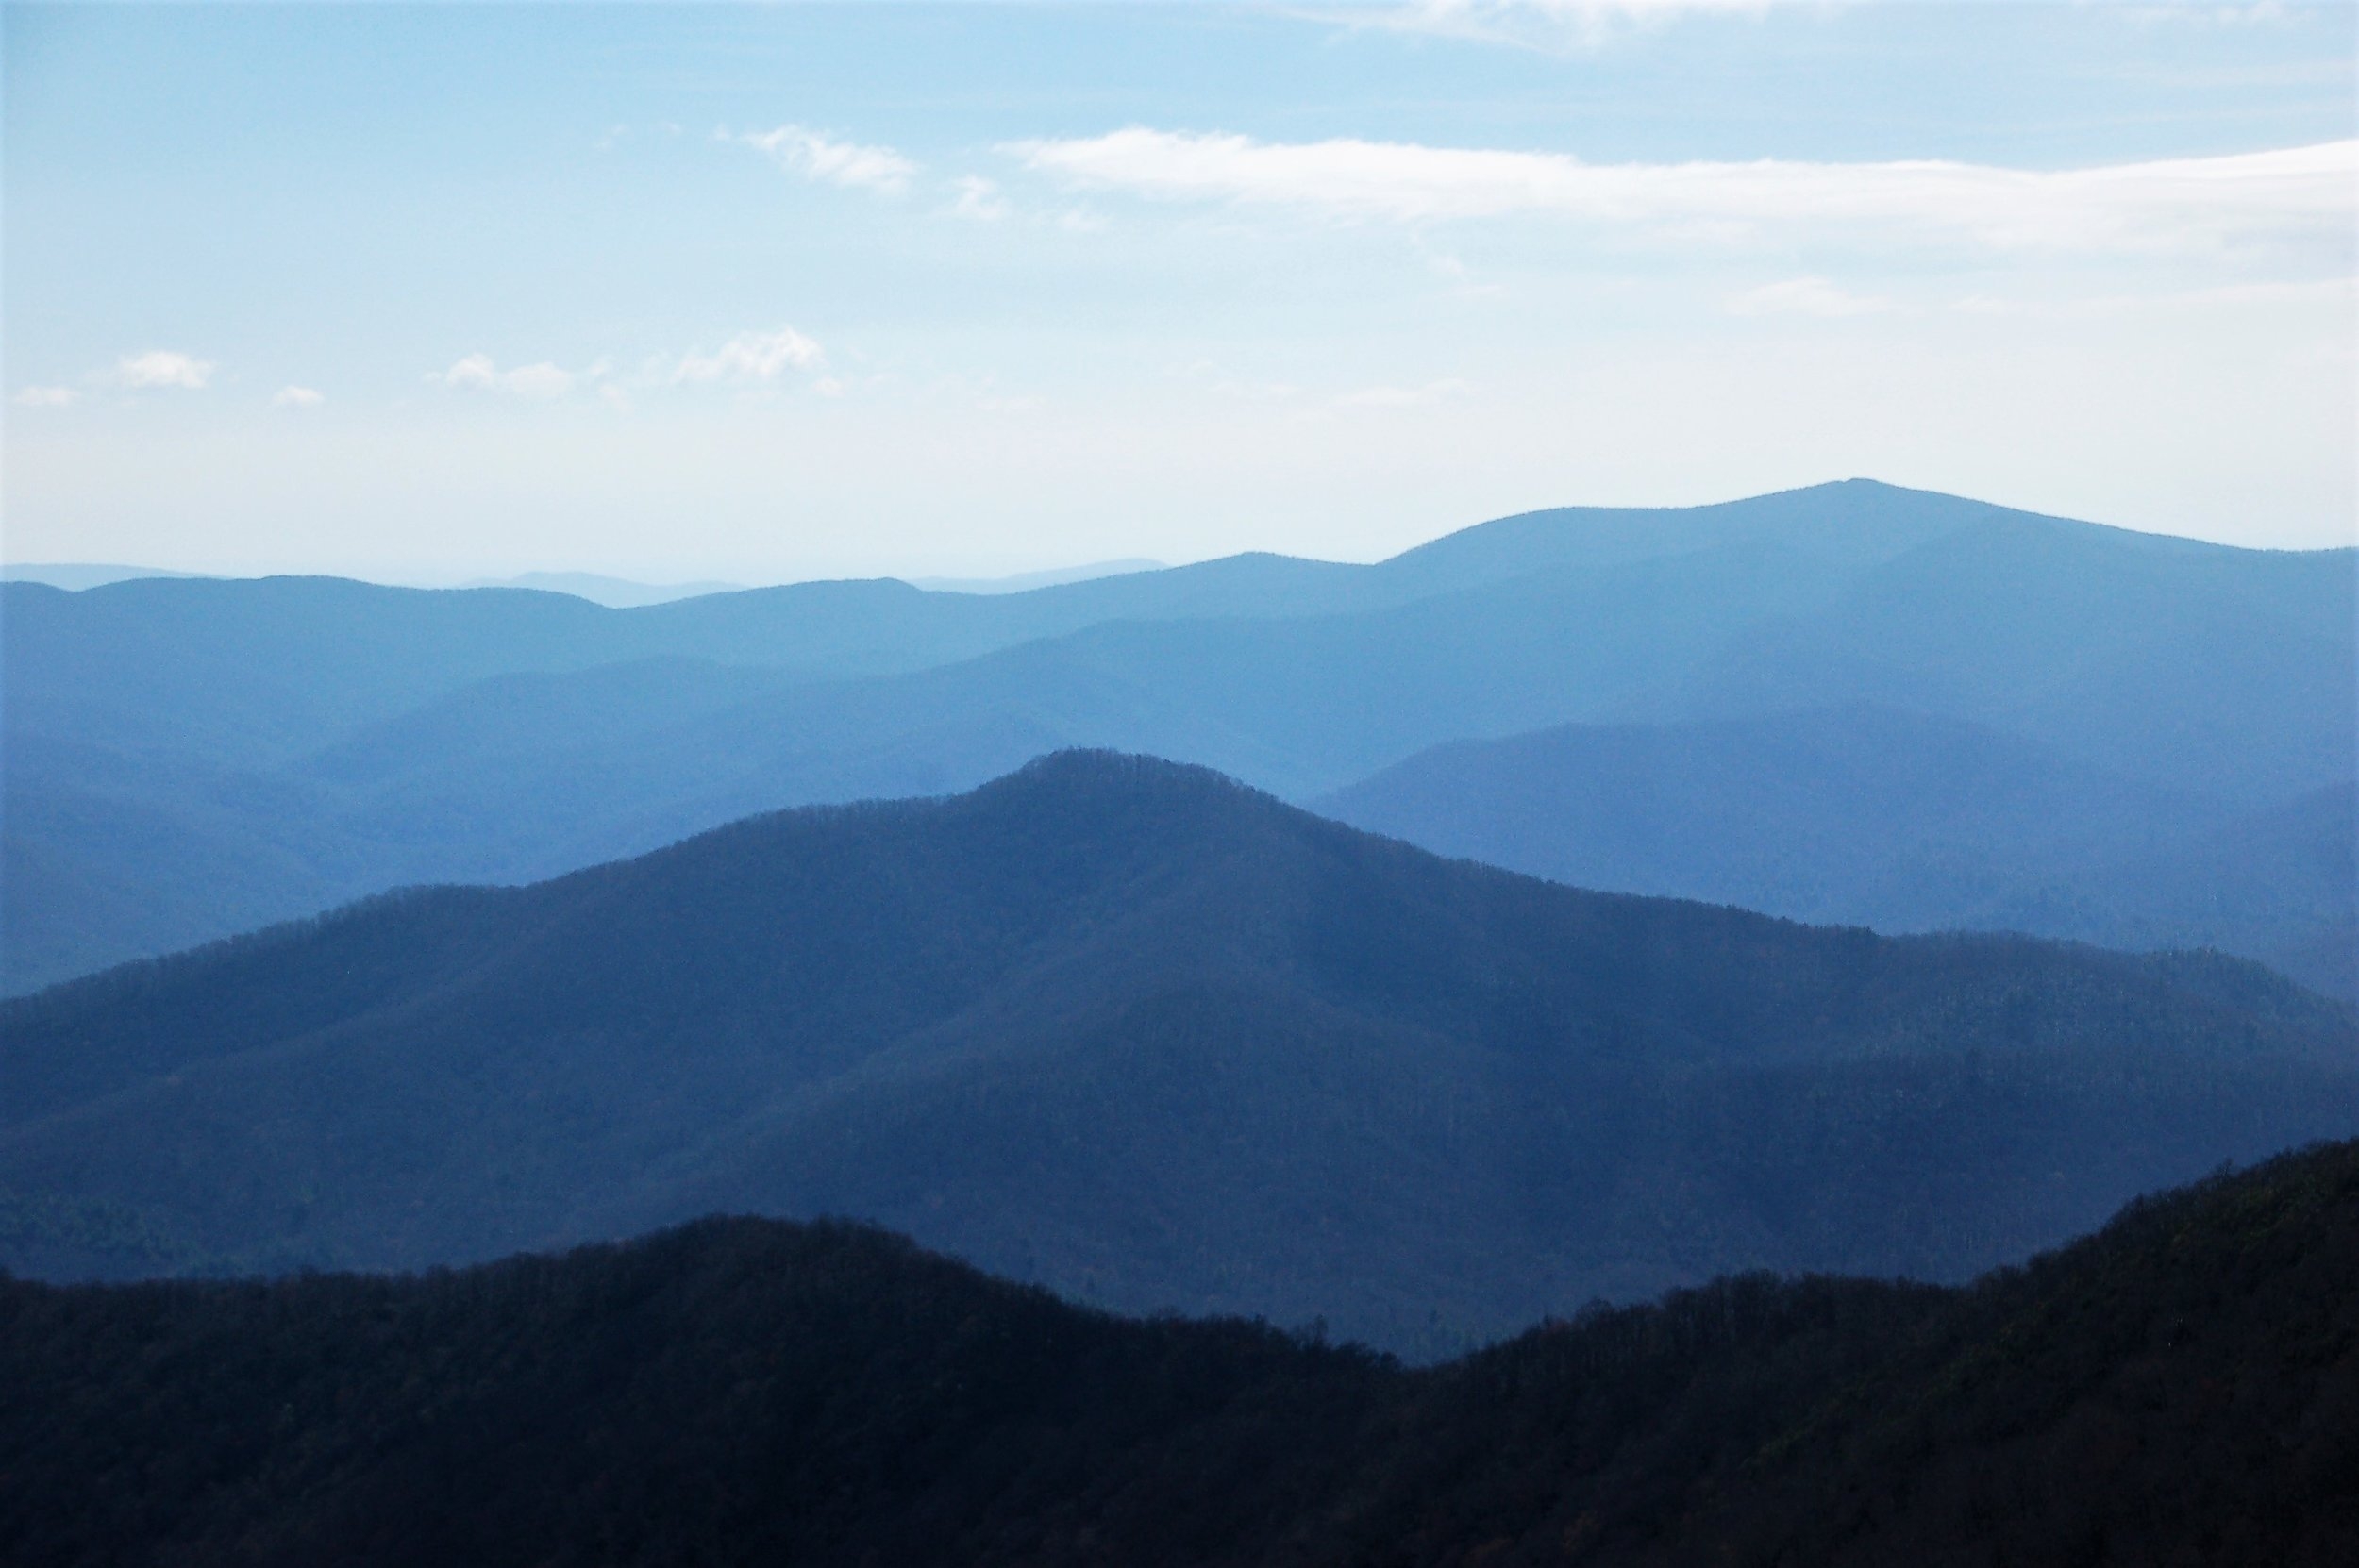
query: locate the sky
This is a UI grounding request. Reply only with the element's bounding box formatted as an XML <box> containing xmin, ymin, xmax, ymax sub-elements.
<box><xmin>4</xmin><ymin>1</ymin><xmax>2355</xmax><ymax>583</ymax></box>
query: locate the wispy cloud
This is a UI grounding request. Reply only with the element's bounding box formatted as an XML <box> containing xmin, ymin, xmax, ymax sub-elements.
<box><xmin>272</xmin><ymin>385</ymin><xmax>326</xmax><ymax>409</ymax></box>
<box><xmin>1421</xmin><ymin>246</ymin><xmax>1509</xmax><ymax>298</ymax></box>
<box><xmin>435</xmin><ymin>354</ymin><xmax>575</xmax><ymax>399</ymax></box>
<box><xmin>736</xmin><ymin>125</ymin><xmax>917</xmax><ymax>196</ymax></box>
<box><xmin>1211</xmin><ymin>376</ymin><xmax>1305</xmax><ymax>403</ymax></box>
<box><xmin>595</xmin><ymin>121</ymin><xmax>683</xmax><ymax>152</ymax></box>
<box><xmin>20</xmin><ymin>351</ymin><xmax>219</xmax><ymax>404</ymax></box>
<box><xmin>672</xmin><ymin>326</ymin><xmax>828</xmax><ymax>385</ymax></box>
<box><xmin>1173</xmin><ymin>359</ymin><xmax>1305</xmax><ymax>404</ymax></box>
<box><xmin>950</xmin><ymin>175</ymin><xmax>1012</xmax><ymax>222</ymax></box>
<box><xmin>1008</xmin><ymin>129</ymin><xmax>2357</xmax><ymax>256</ymax></box>
<box><xmin>1949</xmin><ymin>274</ymin><xmax>2359</xmax><ymax>319</ymax></box>
<box><xmin>1729</xmin><ymin>276</ymin><xmax>1896</xmax><ymax>317</ymax></box>
<box><xmin>1320</xmin><ymin>0</ymin><xmax>1767</xmax><ymax>55</ymax></box>
<box><xmin>424</xmin><ymin>330</ymin><xmax>832</xmax><ymax>409</ymax></box>
<box><xmin>1339</xmin><ymin>377</ymin><xmax>1472</xmax><ymax>409</ymax></box>
<box><xmin>109</xmin><ymin>349</ymin><xmax>215</xmax><ymax>390</ymax></box>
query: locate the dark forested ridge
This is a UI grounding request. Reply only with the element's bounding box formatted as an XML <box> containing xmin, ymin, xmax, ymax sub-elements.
<box><xmin>8</xmin><ymin>479</ymin><xmax>2349</xmax><ymax>992</ymax></box>
<box><xmin>6</xmin><ymin>751</ymin><xmax>2351</xmax><ymax>1349</ymax></box>
<box><xmin>6</xmin><ymin>1139</ymin><xmax>2354</xmax><ymax>1567</ymax></box>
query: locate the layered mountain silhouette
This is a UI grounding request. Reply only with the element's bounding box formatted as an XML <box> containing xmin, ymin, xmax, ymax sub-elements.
<box><xmin>1319</xmin><ymin>706</ymin><xmax>2359</xmax><ymax>999</ymax></box>
<box><xmin>7</xmin><ymin>479</ymin><xmax>2350</xmax><ymax>993</ymax></box>
<box><xmin>7</xmin><ymin>1139</ymin><xmax>2355</xmax><ymax>1566</ymax></box>
<box><xmin>6</xmin><ymin>753</ymin><xmax>2351</xmax><ymax>1350</ymax></box>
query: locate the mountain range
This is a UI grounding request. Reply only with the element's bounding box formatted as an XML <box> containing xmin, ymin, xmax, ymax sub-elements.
<box><xmin>6</xmin><ymin>479</ymin><xmax>2351</xmax><ymax>995</ymax></box>
<box><xmin>6</xmin><ymin>752</ymin><xmax>2351</xmax><ymax>1351</ymax></box>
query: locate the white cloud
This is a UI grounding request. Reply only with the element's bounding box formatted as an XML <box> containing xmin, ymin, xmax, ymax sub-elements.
<box><xmin>738</xmin><ymin>125</ymin><xmax>917</xmax><ymax>195</ymax></box>
<box><xmin>672</xmin><ymin>326</ymin><xmax>828</xmax><ymax>385</ymax></box>
<box><xmin>951</xmin><ymin>175</ymin><xmax>1012</xmax><ymax>222</ymax></box>
<box><xmin>13</xmin><ymin>385</ymin><xmax>79</xmax><ymax>407</ymax></box>
<box><xmin>436</xmin><ymin>354</ymin><xmax>575</xmax><ymax>399</ymax></box>
<box><xmin>428</xmin><ymin>335</ymin><xmax>830</xmax><ymax>405</ymax></box>
<box><xmin>438</xmin><ymin>354</ymin><xmax>501</xmax><ymax>391</ymax></box>
<box><xmin>1008</xmin><ymin>129</ymin><xmax>2358</xmax><ymax>256</ymax></box>
<box><xmin>1729</xmin><ymin>276</ymin><xmax>1896</xmax><ymax>317</ymax></box>
<box><xmin>110</xmin><ymin>349</ymin><xmax>215</xmax><ymax>390</ymax></box>
<box><xmin>272</xmin><ymin>385</ymin><xmax>326</xmax><ymax>408</ymax></box>
<box><xmin>1339</xmin><ymin>377</ymin><xmax>1473</xmax><ymax>409</ymax></box>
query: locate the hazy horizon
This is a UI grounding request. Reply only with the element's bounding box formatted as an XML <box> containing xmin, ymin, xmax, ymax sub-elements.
<box><xmin>5</xmin><ymin>473</ymin><xmax>2357</xmax><ymax>600</ymax></box>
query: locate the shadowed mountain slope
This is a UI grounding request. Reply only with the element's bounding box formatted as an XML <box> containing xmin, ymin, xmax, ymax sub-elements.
<box><xmin>5</xmin><ymin>753</ymin><xmax>2351</xmax><ymax>1350</ymax></box>
<box><xmin>5</xmin><ymin>1139</ymin><xmax>2355</xmax><ymax>1567</ymax></box>
<box><xmin>1318</xmin><ymin>707</ymin><xmax>2356</xmax><ymax>998</ymax></box>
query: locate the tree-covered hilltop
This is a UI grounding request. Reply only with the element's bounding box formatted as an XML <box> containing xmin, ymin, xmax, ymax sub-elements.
<box><xmin>7</xmin><ymin>751</ymin><xmax>2352</xmax><ymax>1350</ymax></box>
<box><xmin>6</xmin><ymin>1139</ymin><xmax>2354</xmax><ymax>1567</ymax></box>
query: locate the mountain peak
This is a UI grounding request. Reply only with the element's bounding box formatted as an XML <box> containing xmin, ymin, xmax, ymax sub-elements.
<box><xmin>995</xmin><ymin>746</ymin><xmax>1263</xmax><ymax>800</ymax></box>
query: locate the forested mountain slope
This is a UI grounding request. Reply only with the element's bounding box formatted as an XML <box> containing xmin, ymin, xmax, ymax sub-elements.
<box><xmin>5</xmin><ymin>753</ymin><xmax>2351</xmax><ymax>1349</ymax></box>
<box><xmin>1674</xmin><ymin>513</ymin><xmax>2354</xmax><ymax>800</ymax></box>
<box><xmin>7</xmin><ymin>480</ymin><xmax>2347</xmax><ymax>993</ymax></box>
<box><xmin>6</xmin><ymin>1139</ymin><xmax>2353</xmax><ymax>1567</ymax></box>
<box><xmin>1319</xmin><ymin>707</ymin><xmax>2358</xmax><ymax>999</ymax></box>
<box><xmin>1986</xmin><ymin>779</ymin><xmax>2359</xmax><ymax>994</ymax></box>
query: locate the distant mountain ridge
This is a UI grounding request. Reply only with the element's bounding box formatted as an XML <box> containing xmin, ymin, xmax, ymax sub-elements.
<box><xmin>908</xmin><ymin>557</ymin><xmax>1165</xmax><ymax>593</ymax></box>
<box><xmin>6</xmin><ymin>1136</ymin><xmax>2354</xmax><ymax>1565</ymax></box>
<box><xmin>458</xmin><ymin>570</ymin><xmax>748</xmax><ymax>607</ymax></box>
<box><xmin>0</xmin><ymin>563</ymin><xmax>213</xmax><ymax>591</ymax></box>
<box><xmin>5</xmin><ymin>752</ymin><xmax>2351</xmax><ymax>1350</ymax></box>
<box><xmin>4</xmin><ymin>480</ymin><xmax>2298</xmax><ymax>772</ymax></box>
<box><xmin>5</xmin><ymin>479</ymin><xmax>2350</xmax><ymax>991</ymax></box>
<box><xmin>1318</xmin><ymin>706</ymin><xmax>2358</xmax><ymax>999</ymax></box>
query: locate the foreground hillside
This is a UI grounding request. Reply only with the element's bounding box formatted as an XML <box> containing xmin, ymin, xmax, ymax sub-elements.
<box><xmin>5</xmin><ymin>752</ymin><xmax>2351</xmax><ymax>1350</ymax></box>
<box><xmin>8</xmin><ymin>479</ymin><xmax>2350</xmax><ymax>991</ymax></box>
<box><xmin>5</xmin><ymin>1140</ymin><xmax>2354</xmax><ymax>1567</ymax></box>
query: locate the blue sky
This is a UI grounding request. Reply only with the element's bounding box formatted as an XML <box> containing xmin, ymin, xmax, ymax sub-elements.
<box><xmin>5</xmin><ymin>2</ymin><xmax>2354</xmax><ymax>581</ymax></box>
